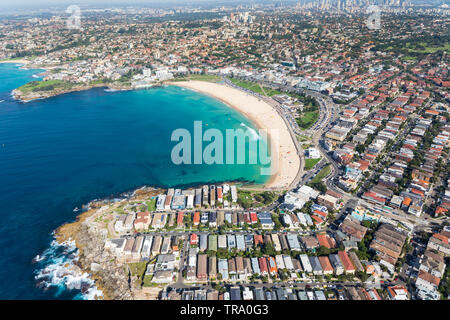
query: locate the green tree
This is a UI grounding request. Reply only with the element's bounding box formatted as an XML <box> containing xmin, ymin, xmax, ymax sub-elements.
<box><xmin>263</xmin><ymin>242</ymin><xmax>277</xmax><ymax>256</ymax></box>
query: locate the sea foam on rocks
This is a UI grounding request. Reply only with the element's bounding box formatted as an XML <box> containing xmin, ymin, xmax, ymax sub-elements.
<box><xmin>33</xmin><ymin>235</ymin><xmax>103</xmax><ymax>300</ymax></box>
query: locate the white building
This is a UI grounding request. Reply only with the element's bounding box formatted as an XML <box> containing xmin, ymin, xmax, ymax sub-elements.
<box><xmin>156</xmin><ymin>195</ymin><xmax>166</xmax><ymax>210</ymax></box>
<box><xmin>155</xmin><ymin>68</ymin><xmax>174</xmax><ymax>81</ymax></box>
<box><xmin>114</xmin><ymin>213</ymin><xmax>135</xmax><ymax>234</ymax></box>
<box><xmin>230</xmin><ymin>186</ymin><xmax>238</xmax><ymax>203</ymax></box>
<box><xmin>242</xmin><ymin>287</ymin><xmax>254</xmax><ymax>300</ymax></box>
<box><xmin>299</xmin><ymin>254</ymin><xmax>312</xmax><ymax>273</ymax></box>
<box><xmin>282</xmin><ymin>214</ymin><xmax>293</xmax><ymax>228</ymax></box>
<box><xmin>306</xmin><ymin>147</ymin><xmax>321</xmax><ymax>159</ymax></box>
<box><xmin>140</xmin><ymin>236</ymin><xmax>153</xmax><ymax>258</ymax></box>
<box><xmin>186</xmin><ymin>195</ymin><xmax>194</xmax><ymax>209</ymax></box>
<box><xmin>283</xmin><ymin>255</ymin><xmax>294</xmax><ymax>271</ymax></box>
<box><xmin>275</xmin><ymin>255</ymin><xmax>286</xmax><ymax>270</ymax></box>
<box><xmin>415</xmin><ymin>271</ymin><xmax>441</xmax><ymax>300</ymax></box>
<box><xmin>218</xmin><ymin>235</ymin><xmax>227</xmax><ymax>249</ymax></box>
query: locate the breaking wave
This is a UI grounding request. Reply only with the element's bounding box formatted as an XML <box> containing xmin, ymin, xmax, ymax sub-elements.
<box><xmin>240</xmin><ymin>122</ymin><xmax>260</xmax><ymax>141</ymax></box>
<box><xmin>33</xmin><ymin>235</ymin><xmax>102</xmax><ymax>300</ymax></box>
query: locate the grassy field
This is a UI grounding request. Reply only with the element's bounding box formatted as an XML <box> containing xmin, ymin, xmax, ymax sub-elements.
<box><xmin>302</xmin><ymin>144</ymin><xmax>311</xmax><ymax>150</ymax></box>
<box><xmin>297</xmin><ymin>135</ymin><xmax>311</xmax><ymax>142</ymax></box>
<box><xmin>304</xmin><ymin>158</ymin><xmax>321</xmax><ymax>170</ymax></box>
<box><xmin>264</xmin><ymin>88</ymin><xmax>284</xmax><ymax>97</ymax></box>
<box><xmin>237</xmin><ymin>190</ymin><xmax>278</xmax><ymax>209</ymax></box>
<box><xmin>146</xmin><ymin>198</ymin><xmax>156</xmax><ymax>212</ymax></box>
<box><xmin>142</xmin><ymin>275</ymin><xmax>152</xmax><ymax>286</ymax></box>
<box><xmin>172</xmin><ymin>74</ymin><xmax>222</xmax><ymax>83</ymax></box>
<box><xmin>0</xmin><ymin>57</ymin><xmax>23</xmax><ymax>62</ymax></box>
<box><xmin>229</xmin><ymin>78</ymin><xmax>265</xmax><ymax>95</ymax></box>
<box><xmin>237</xmin><ymin>190</ymin><xmax>254</xmax><ymax>209</ymax></box>
<box><xmin>187</xmin><ymin>74</ymin><xmax>221</xmax><ymax>82</ymax></box>
<box><xmin>229</xmin><ymin>78</ymin><xmax>289</xmax><ymax>98</ymax></box>
<box><xmin>401</xmin><ymin>56</ymin><xmax>417</xmax><ymax>62</ymax></box>
<box><xmin>406</xmin><ymin>42</ymin><xmax>450</xmax><ymax>54</ymax></box>
<box><xmin>89</xmin><ymin>79</ymin><xmax>111</xmax><ymax>85</ymax></box>
<box><xmin>296</xmin><ymin>110</ymin><xmax>319</xmax><ymax>130</ymax></box>
<box><xmin>382</xmin><ymin>41</ymin><xmax>450</xmax><ymax>55</ymax></box>
<box><xmin>128</xmin><ymin>261</ymin><xmax>147</xmax><ymax>279</ymax></box>
<box><xmin>17</xmin><ymin>80</ymin><xmax>75</xmax><ymax>94</ymax></box>
<box><xmin>310</xmin><ymin>164</ymin><xmax>331</xmax><ymax>184</ymax></box>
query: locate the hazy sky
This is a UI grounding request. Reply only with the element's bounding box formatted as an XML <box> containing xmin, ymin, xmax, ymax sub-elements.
<box><xmin>0</xmin><ymin>0</ymin><xmax>239</xmax><ymax>6</ymax></box>
<box><xmin>0</xmin><ymin>0</ymin><xmax>279</xmax><ymax>12</ymax></box>
<box><xmin>0</xmin><ymin>0</ymin><xmax>230</xmax><ymax>10</ymax></box>
<box><xmin>0</xmin><ymin>0</ymin><xmax>440</xmax><ymax>8</ymax></box>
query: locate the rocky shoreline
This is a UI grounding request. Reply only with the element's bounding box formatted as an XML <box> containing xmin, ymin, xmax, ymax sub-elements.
<box><xmin>54</xmin><ymin>186</ymin><xmax>164</xmax><ymax>300</ymax></box>
<box><xmin>12</xmin><ymin>82</ymin><xmax>137</xmax><ymax>103</ymax></box>
<box><xmin>6</xmin><ymin>60</ymin><xmax>165</xmax><ymax>103</ymax></box>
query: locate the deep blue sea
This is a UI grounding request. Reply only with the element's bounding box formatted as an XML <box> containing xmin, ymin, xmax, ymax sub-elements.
<box><xmin>0</xmin><ymin>63</ymin><xmax>268</xmax><ymax>299</ymax></box>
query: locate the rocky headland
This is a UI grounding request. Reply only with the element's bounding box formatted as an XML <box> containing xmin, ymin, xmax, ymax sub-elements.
<box><xmin>54</xmin><ymin>186</ymin><xmax>164</xmax><ymax>300</ymax></box>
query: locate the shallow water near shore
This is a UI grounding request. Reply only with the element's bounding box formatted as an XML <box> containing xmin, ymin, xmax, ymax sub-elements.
<box><xmin>0</xmin><ymin>64</ymin><xmax>269</xmax><ymax>299</ymax></box>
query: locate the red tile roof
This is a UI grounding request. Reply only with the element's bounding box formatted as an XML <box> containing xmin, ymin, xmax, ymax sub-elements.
<box><xmin>338</xmin><ymin>250</ymin><xmax>355</xmax><ymax>272</ymax></box>
<box><xmin>418</xmin><ymin>270</ymin><xmax>440</xmax><ymax>286</ymax></box>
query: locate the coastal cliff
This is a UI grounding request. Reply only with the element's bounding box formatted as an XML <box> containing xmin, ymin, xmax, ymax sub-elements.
<box><xmin>55</xmin><ymin>204</ymin><xmax>133</xmax><ymax>300</ymax></box>
<box><xmin>54</xmin><ymin>186</ymin><xmax>164</xmax><ymax>300</ymax></box>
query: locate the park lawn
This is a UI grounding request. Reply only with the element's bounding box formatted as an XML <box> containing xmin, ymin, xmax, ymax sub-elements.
<box><xmin>310</xmin><ymin>164</ymin><xmax>331</xmax><ymax>184</ymax></box>
<box><xmin>229</xmin><ymin>78</ymin><xmax>287</xmax><ymax>97</ymax></box>
<box><xmin>89</xmin><ymin>78</ymin><xmax>111</xmax><ymax>85</ymax></box>
<box><xmin>237</xmin><ymin>190</ymin><xmax>254</xmax><ymax>209</ymax></box>
<box><xmin>0</xmin><ymin>57</ymin><xmax>24</xmax><ymax>62</ymax></box>
<box><xmin>128</xmin><ymin>262</ymin><xmax>147</xmax><ymax>278</ymax></box>
<box><xmin>265</xmin><ymin>88</ymin><xmax>284</xmax><ymax>96</ymax></box>
<box><xmin>407</xmin><ymin>42</ymin><xmax>450</xmax><ymax>54</ymax></box>
<box><xmin>296</xmin><ymin>110</ymin><xmax>319</xmax><ymax>130</ymax></box>
<box><xmin>17</xmin><ymin>80</ymin><xmax>75</xmax><ymax>94</ymax></box>
<box><xmin>115</xmin><ymin>206</ymin><xmax>127</xmax><ymax>215</ymax></box>
<box><xmin>304</xmin><ymin>158</ymin><xmax>321</xmax><ymax>170</ymax></box>
<box><xmin>401</xmin><ymin>56</ymin><xmax>417</xmax><ymax>62</ymax></box>
<box><xmin>229</xmin><ymin>78</ymin><xmax>264</xmax><ymax>95</ymax></box>
<box><xmin>237</xmin><ymin>190</ymin><xmax>278</xmax><ymax>209</ymax></box>
<box><xmin>297</xmin><ymin>135</ymin><xmax>311</xmax><ymax>142</ymax></box>
<box><xmin>188</xmin><ymin>74</ymin><xmax>221</xmax><ymax>82</ymax></box>
<box><xmin>142</xmin><ymin>275</ymin><xmax>156</xmax><ymax>287</ymax></box>
<box><xmin>147</xmin><ymin>198</ymin><xmax>156</xmax><ymax>212</ymax></box>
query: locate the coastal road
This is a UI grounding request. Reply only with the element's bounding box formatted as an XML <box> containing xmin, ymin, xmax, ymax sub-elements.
<box><xmin>297</xmin><ymin>90</ymin><xmax>342</xmax><ymax>191</ymax></box>
<box><xmin>260</xmin><ymin>95</ymin><xmax>305</xmax><ymax>190</ymax></box>
<box><xmin>176</xmin><ymin>235</ymin><xmax>188</xmax><ymax>286</ymax></box>
<box><xmin>223</xmin><ymin>77</ymin><xmax>343</xmax><ymax>192</ymax></box>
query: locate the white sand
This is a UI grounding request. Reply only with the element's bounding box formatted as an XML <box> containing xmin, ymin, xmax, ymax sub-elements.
<box><xmin>0</xmin><ymin>59</ymin><xmax>30</xmax><ymax>64</ymax></box>
<box><xmin>169</xmin><ymin>80</ymin><xmax>300</xmax><ymax>190</ymax></box>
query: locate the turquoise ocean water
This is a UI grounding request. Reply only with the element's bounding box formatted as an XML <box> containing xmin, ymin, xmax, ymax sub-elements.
<box><xmin>0</xmin><ymin>63</ymin><xmax>269</xmax><ymax>299</ymax></box>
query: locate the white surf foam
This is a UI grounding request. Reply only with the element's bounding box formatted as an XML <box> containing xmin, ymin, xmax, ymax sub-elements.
<box><xmin>33</xmin><ymin>236</ymin><xmax>103</xmax><ymax>300</ymax></box>
<box><xmin>240</xmin><ymin>122</ymin><xmax>260</xmax><ymax>141</ymax></box>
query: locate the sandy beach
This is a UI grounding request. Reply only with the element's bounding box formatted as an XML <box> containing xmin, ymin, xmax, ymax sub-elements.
<box><xmin>0</xmin><ymin>59</ymin><xmax>30</xmax><ymax>64</ymax></box>
<box><xmin>169</xmin><ymin>80</ymin><xmax>301</xmax><ymax>190</ymax></box>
